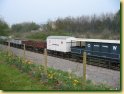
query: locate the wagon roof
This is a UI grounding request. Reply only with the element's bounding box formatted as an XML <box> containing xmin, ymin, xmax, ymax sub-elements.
<box><xmin>47</xmin><ymin>36</ymin><xmax>75</xmax><ymax>39</ymax></box>
<box><xmin>0</xmin><ymin>36</ymin><xmax>8</xmax><ymax>39</ymax></box>
<box><xmin>72</xmin><ymin>38</ymin><xmax>120</xmax><ymax>44</ymax></box>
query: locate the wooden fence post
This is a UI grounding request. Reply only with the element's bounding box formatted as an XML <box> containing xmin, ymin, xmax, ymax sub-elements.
<box><xmin>23</xmin><ymin>44</ymin><xmax>26</xmax><ymax>60</ymax></box>
<box><xmin>82</xmin><ymin>51</ymin><xmax>87</xmax><ymax>90</ymax></box>
<box><xmin>44</xmin><ymin>48</ymin><xmax>48</xmax><ymax>75</ymax></box>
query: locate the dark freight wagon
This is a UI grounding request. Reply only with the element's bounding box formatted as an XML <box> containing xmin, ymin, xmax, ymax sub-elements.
<box><xmin>70</xmin><ymin>38</ymin><xmax>120</xmax><ymax>62</ymax></box>
<box><xmin>22</xmin><ymin>40</ymin><xmax>46</xmax><ymax>53</ymax></box>
<box><xmin>85</xmin><ymin>42</ymin><xmax>120</xmax><ymax>60</ymax></box>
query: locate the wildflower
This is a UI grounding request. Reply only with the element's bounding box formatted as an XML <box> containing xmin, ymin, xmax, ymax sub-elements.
<box><xmin>73</xmin><ymin>79</ymin><xmax>79</xmax><ymax>86</ymax></box>
<box><xmin>48</xmin><ymin>74</ymin><xmax>51</xmax><ymax>77</ymax></box>
<box><xmin>48</xmin><ymin>73</ymin><xmax>54</xmax><ymax>79</ymax></box>
<box><xmin>28</xmin><ymin>61</ymin><xmax>32</xmax><ymax>64</ymax></box>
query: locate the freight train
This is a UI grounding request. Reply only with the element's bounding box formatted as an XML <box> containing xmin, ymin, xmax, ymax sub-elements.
<box><xmin>0</xmin><ymin>36</ymin><xmax>120</xmax><ymax>70</ymax></box>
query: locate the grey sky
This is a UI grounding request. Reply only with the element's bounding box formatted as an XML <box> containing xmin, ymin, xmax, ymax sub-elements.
<box><xmin>0</xmin><ymin>0</ymin><xmax>120</xmax><ymax>25</ymax></box>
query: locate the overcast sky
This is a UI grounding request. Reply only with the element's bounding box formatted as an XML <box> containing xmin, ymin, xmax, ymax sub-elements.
<box><xmin>0</xmin><ymin>0</ymin><xmax>120</xmax><ymax>25</ymax></box>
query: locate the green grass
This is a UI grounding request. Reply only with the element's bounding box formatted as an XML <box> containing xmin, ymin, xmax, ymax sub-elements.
<box><xmin>0</xmin><ymin>51</ymin><xmax>115</xmax><ymax>91</ymax></box>
<box><xmin>0</xmin><ymin>61</ymin><xmax>52</xmax><ymax>90</ymax></box>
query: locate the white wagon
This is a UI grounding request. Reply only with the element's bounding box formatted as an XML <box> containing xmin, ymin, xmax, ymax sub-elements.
<box><xmin>7</xmin><ymin>39</ymin><xmax>22</xmax><ymax>45</ymax></box>
<box><xmin>47</xmin><ymin>36</ymin><xmax>76</xmax><ymax>52</ymax></box>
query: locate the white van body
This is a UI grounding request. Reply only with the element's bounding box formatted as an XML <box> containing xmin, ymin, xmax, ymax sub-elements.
<box><xmin>47</xmin><ymin>36</ymin><xmax>76</xmax><ymax>52</ymax></box>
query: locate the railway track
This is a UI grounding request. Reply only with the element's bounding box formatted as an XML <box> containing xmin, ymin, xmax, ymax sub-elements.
<box><xmin>5</xmin><ymin>44</ymin><xmax>120</xmax><ymax>71</ymax></box>
<box><xmin>0</xmin><ymin>42</ymin><xmax>120</xmax><ymax>71</ymax></box>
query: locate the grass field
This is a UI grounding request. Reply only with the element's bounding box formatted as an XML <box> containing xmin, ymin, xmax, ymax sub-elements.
<box><xmin>0</xmin><ymin>61</ymin><xmax>52</xmax><ymax>90</ymax></box>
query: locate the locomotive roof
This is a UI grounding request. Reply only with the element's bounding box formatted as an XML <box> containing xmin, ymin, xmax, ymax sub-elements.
<box><xmin>47</xmin><ymin>36</ymin><xmax>75</xmax><ymax>39</ymax></box>
<box><xmin>72</xmin><ymin>38</ymin><xmax>120</xmax><ymax>44</ymax></box>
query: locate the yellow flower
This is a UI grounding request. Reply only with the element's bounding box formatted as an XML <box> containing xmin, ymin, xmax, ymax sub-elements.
<box><xmin>48</xmin><ymin>73</ymin><xmax>54</xmax><ymax>79</ymax></box>
<box><xmin>48</xmin><ymin>74</ymin><xmax>51</xmax><ymax>77</ymax></box>
<box><xmin>22</xmin><ymin>59</ymin><xmax>27</xmax><ymax>64</ymax></box>
<box><xmin>73</xmin><ymin>79</ymin><xmax>79</xmax><ymax>86</ymax></box>
<box><xmin>27</xmin><ymin>61</ymin><xmax>32</xmax><ymax>64</ymax></box>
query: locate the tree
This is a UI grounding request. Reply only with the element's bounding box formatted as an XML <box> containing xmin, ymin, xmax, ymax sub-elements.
<box><xmin>0</xmin><ymin>17</ymin><xmax>10</xmax><ymax>35</ymax></box>
<box><xmin>11</xmin><ymin>22</ymin><xmax>40</xmax><ymax>32</ymax></box>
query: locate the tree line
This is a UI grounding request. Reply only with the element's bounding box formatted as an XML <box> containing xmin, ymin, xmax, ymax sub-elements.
<box><xmin>0</xmin><ymin>10</ymin><xmax>120</xmax><ymax>36</ymax></box>
<box><xmin>45</xmin><ymin>10</ymin><xmax>120</xmax><ymax>33</ymax></box>
<box><xmin>11</xmin><ymin>22</ymin><xmax>40</xmax><ymax>32</ymax></box>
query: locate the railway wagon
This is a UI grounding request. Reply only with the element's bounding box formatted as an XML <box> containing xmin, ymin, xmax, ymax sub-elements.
<box><xmin>22</xmin><ymin>40</ymin><xmax>46</xmax><ymax>53</ymax></box>
<box><xmin>71</xmin><ymin>39</ymin><xmax>120</xmax><ymax>59</ymax></box>
<box><xmin>6</xmin><ymin>39</ymin><xmax>23</xmax><ymax>48</ymax></box>
<box><xmin>85</xmin><ymin>39</ymin><xmax>120</xmax><ymax>60</ymax></box>
<box><xmin>47</xmin><ymin>36</ymin><xmax>76</xmax><ymax>57</ymax></box>
<box><xmin>70</xmin><ymin>39</ymin><xmax>86</xmax><ymax>61</ymax></box>
<box><xmin>70</xmin><ymin>38</ymin><xmax>120</xmax><ymax>69</ymax></box>
<box><xmin>0</xmin><ymin>36</ymin><xmax>8</xmax><ymax>40</ymax></box>
<box><xmin>0</xmin><ymin>36</ymin><xmax>8</xmax><ymax>44</ymax></box>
